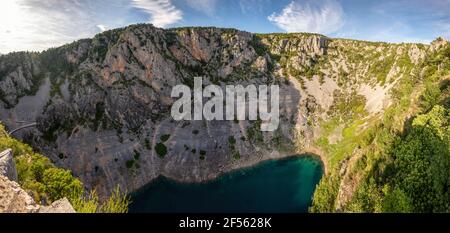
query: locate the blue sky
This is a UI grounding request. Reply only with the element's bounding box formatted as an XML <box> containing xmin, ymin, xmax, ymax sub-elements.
<box><xmin>1</xmin><ymin>0</ymin><xmax>449</xmax><ymax>53</ymax></box>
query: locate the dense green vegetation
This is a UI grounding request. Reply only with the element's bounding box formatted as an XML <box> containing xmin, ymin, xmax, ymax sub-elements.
<box><xmin>311</xmin><ymin>43</ymin><xmax>450</xmax><ymax>213</ymax></box>
<box><xmin>336</xmin><ymin>104</ymin><xmax>450</xmax><ymax>213</ymax></box>
<box><xmin>0</xmin><ymin>124</ymin><xmax>130</xmax><ymax>213</ymax></box>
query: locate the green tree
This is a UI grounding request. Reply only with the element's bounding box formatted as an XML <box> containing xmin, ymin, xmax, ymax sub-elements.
<box><xmin>420</xmin><ymin>82</ymin><xmax>441</xmax><ymax>111</ymax></box>
<box><xmin>310</xmin><ymin>175</ymin><xmax>340</xmax><ymax>212</ymax></box>
<box><xmin>392</xmin><ymin>106</ymin><xmax>450</xmax><ymax>212</ymax></box>
<box><xmin>42</xmin><ymin>168</ymin><xmax>84</xmax><ymax>201</ymax></box>
<box><xmin>382</xmin><ymin>187</ymin><xmax>413</xmax><ymax>213</ymax></box>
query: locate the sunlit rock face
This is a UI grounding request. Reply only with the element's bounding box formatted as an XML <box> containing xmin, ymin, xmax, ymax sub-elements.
<box><xmin>0</xmin><ymin>175</ymin><xmax>75</xmax><ymax>213</ymax></box>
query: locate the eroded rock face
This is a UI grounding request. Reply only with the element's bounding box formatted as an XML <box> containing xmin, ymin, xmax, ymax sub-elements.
<box><xmin>0</xmin><ymin>175</ymin><xmax>75</xmax><ymax>213</ymax></box>
<box><xmin>0</xmin><ymin>24</ymin><xmax>436</xmax><ymax>198</ymax></box>
<box><xmin>0</xmin><ymin>149</ymin><xmax>17</xmax><ymax>182</ymax></box>
<box><xmin>38</xmin><ymin>197</ymin><xmax>76</xmax><ymax>213</ymax></box>
<box><xmin>0</xmin><ymin>52</ymin><xmax>41</xmax><ymax>107</ymax></box>
<box><xmin>0</xmin><ymin>175</ymin><xmax>39</xmax><ymax>213</ymax></box>
<box><xmin>431</xmin><ymin>36</ymin><xmax>448</xmax><ymax>51</ymax></box>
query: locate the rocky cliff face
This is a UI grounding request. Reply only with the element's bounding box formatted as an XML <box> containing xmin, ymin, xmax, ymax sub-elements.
<box><xmin>0</xmin><ymin>149</ymin><xmax>17</xmax><ymax>181</ymax></box>
<box><xmin>0</xmin><ymin>24</ymin><xmax>441</xmax><ymax>199</ymax></box>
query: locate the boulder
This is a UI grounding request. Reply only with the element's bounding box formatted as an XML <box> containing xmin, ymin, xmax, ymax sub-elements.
<box><xmin>0</xmin><ymin>175</ymin><xmax>40</xmax><ymax>213</ymax></box>
<box><xmin>38</xmin><ymin>197</ymin><xmax>76</xmax><ymax>213</ymax></box>
<box><xmin>0</xmin><ymin>175</ymin><xmax>76</xmax><ymax>213</ymax></box>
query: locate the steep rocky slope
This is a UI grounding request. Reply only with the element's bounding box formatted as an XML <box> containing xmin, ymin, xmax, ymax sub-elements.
<box><xmin>0</xmin><ymin>24</ymin><xmax>447</xmax><ymax>206</ymax></box>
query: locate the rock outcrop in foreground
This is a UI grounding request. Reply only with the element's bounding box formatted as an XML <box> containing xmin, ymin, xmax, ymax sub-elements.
<box><xmin>0</xmin><ymin>175</ymin><xmax>75</xmax><ymax>213</ymax></box>
<box><xmin>0</xmin><ymin>175</ymin><xmax>40</xmax><ymax>213</ymax></box>
<box><xmin>0</xmin><ymin>148</ymin><xmax>75</xmax><ymax>213</ymax></box>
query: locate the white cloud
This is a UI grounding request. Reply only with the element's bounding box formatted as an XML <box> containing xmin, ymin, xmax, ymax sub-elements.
<box><xmin>267</xmin><ymin>0</ymin><xmax>344</xmax><ymax>34</ymax></box>
<box><xmin>0</xmin><ymin>0</ymin><xmax>105</xmax><ymax>54</ymax></box>
<box><xmin>0</xmin><ymin>0</ymin><xmax>184</xmax><ymax>54</ymax></box>
<box><xmin>97</xmin><ymin>24</ymin><xmax>108</xmax><ymax>32</ymax></box>
<box><xmin>185</xmin><ymin>0</ymin><xmax>218</xmax><ymax>16</ymax></box>
<box><xmin>131</xmin><ymin>0</ymin><xmax>182</xmax><ymax>27</ymax></box>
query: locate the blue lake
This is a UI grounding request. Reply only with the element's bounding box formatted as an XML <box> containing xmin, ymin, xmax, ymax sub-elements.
<box><xmin>129</xmin><ymin>155</ymin><xmax>323</xmax><ymax>213</ymax></box>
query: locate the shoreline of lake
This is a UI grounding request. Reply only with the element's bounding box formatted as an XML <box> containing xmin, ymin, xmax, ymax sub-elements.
<box><xmin>130</xmin><ymin>155</ymin><xmax>324</xmax><ymax>213</ymax></box>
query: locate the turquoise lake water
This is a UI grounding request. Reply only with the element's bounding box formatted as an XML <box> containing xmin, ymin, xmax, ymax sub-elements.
<box><xmin>129</xmin><ymin>155</ymin><xmax>323</xmax><ymax>213</ymax></box>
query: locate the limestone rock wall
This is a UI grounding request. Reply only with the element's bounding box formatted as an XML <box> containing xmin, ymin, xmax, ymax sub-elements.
<box><xmin>0</xmin><ymin>149</ymin><xmax>17</xmax><ymax>182</ymax></box>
